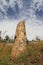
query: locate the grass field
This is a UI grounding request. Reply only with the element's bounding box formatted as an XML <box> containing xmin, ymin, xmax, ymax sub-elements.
<box><xmin>0</xmin><ymin>41</ymin><xmax>43</xmax><ymax>65</ymax></box>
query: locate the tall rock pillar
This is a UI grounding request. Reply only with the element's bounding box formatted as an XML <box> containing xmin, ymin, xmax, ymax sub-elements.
<box><xmin>11</xmin><ymin>20</ymin><xmax>27</xmax><ymax>59</ymax></box>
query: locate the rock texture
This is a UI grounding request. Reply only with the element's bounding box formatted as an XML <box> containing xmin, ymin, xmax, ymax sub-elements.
<box><xmin>11</xmin><ymin>20</ymin><xmax>27</xmax><ymax>59</ymax></box>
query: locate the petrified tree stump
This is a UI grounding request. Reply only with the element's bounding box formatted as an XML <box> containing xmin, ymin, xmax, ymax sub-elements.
<box><xmin>11</xmin><ymin>20</ymin><xmax>27</xmax><ymax>59</ymax></box>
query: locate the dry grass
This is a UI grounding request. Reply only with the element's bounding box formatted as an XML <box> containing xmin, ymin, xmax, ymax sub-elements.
<box><xmin>0</xmin><ymin>41</ymin><xmax>43</xmax><ymax>65</ymax></box>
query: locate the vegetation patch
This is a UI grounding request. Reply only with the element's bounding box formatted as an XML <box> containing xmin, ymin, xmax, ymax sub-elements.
<box><xmin>0</xmin><ymin>41</ymin><xmax>43</xmax><ymax>65</ymax></box>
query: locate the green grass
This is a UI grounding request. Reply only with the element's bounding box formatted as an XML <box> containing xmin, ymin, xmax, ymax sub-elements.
<box><xmin>0</xmin><ymin>41</ymin><xmax>43</xmax><ymax>65</ymax></box>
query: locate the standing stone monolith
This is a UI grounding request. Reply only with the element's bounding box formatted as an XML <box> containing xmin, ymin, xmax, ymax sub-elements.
<box><xmin>11</xmin><ymin>20</ymin><xmax>27</xmax><ymax>59</ymax></box>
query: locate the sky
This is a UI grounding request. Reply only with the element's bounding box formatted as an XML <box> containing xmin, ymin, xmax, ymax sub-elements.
<box><xmin>0</xmin><ymin>0</ymin><xmax>43</xmax><ymax>40</ymax></box>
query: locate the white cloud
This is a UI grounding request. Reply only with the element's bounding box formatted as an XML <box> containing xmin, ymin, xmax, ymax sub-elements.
<box><xmin>0</xmin><ymin>19</ymin><xmax>43</xmax><ymax>41</ymax></box>
<box><xmin>26</xmin><ymin>17</ymin><xmax>43</xmax><ymax>40</ymax></box>
<box><xmin>26</xmin><ymin>24</ymin><xmax>43</xmax><ymax>40</ymax></box>
<box><xmin>0</xmin><ymin>0</ymin><xmax>43</xmax><ymax>40</ymax></box>
<box><xmin>0</xmin><ymin>20</ymin><xmax>19</xmax><ymax>39</ymax></box>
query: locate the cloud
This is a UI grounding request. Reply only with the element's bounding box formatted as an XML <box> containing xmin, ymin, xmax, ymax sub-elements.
<box><xmin>0</xmin><ymin>0</ymin><xmax>43</xmax><ymax>40</ymax></box>
<box><xmin>0</xmin><ymin>19</ymin><xmax>43</xmax><ymax>40</ymax></box>
<box><xmin>0</xmin><ymin>20</ymin><xmax>18</xmax><ymax>39</ymax></box>
<box><xmin>0</xmin><ymin>0</ymin><xmax>43</xmax><ymax>20</ymax></box>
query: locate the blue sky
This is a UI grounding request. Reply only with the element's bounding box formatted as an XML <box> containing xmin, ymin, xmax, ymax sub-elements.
<box><xmin>0</xmin><ymin>0</ymin><xmax>43</xmax><ymax>40</ymax></box>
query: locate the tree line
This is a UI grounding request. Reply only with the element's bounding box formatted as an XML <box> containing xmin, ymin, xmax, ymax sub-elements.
<box><xmin>0</xmin><ymin>31</ymin><xmax>14</xmax><ymax>43</ymax></box>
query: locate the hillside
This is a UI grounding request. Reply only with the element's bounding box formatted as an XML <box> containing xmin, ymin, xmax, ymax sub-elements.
<box><xmin>0</xmin><ymin>41</ymin><xmax>43</xmax><ymax>65</ymax></box>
